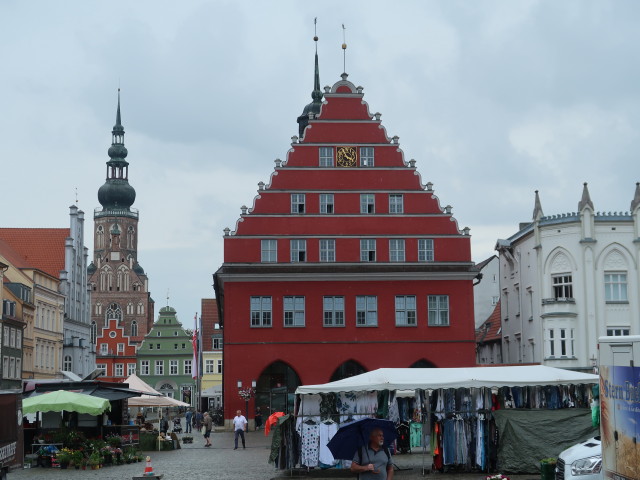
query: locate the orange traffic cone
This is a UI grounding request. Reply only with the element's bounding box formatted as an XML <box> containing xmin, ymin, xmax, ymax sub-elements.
<box><xmin>143</xmin><ymin>456</ymin><xmax>154</xmax><ymax>476</ymax></box>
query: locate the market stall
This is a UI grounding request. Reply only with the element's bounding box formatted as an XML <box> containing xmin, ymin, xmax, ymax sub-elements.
<box><xmin>278</xmin><ymin>366</ymin><xmax>599</xmax><ymax>474</ymax></box>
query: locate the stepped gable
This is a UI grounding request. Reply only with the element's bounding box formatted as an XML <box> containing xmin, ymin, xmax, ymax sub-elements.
<box><xmin>0</xmin><ymin>228</ymin><xmax>70</xmax><ymax>278</ymax></box>
<box><xmin>232</xmin><ymin>73</ymin><xmax>466</xmax><ymax>245</ymax></box>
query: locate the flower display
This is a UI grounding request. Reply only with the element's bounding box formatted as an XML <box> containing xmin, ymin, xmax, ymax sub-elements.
<box><xmin>238</xmin><ymin>387</ymin><xmax>255</xmax><ymax>401</ymax></box>
<box><xmin>486</xmin><ymin>474</ymin><xmax>510</xmax><ymax>480</ymax></box>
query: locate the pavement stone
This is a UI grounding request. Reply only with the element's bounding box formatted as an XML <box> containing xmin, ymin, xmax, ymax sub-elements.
<box><xmin>9</xmin><ymin>430</ymin><xmax>539</xmax><ymax>480</ymax></box>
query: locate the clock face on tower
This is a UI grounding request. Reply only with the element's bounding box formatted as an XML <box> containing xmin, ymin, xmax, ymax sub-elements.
<box><xmin>336</xmin><ymin>146</ymin><xmax>357</xmax><ymax>167</ymax></box>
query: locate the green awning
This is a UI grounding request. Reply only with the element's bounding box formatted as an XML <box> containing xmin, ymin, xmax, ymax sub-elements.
<box><xmin>23</xmin><ymin>389</ymin><xmax>111</xmax><ymax>415</ymax></box>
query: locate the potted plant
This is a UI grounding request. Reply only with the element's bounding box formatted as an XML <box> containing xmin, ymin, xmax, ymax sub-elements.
<box><xmin>106</xmin><ymin>434</ymin><xmax>123</xmax><ymax>448</ymax></box>
<box><xmin>89</xmin><ymin>451</ymin><xmax>101</xmax><ymax>470</ymax></box>
<box><xmin>56</xmin><ymin>448</ymin><xmax>72</xmax><ymax>469</ymax></box>
<box><xmin>70</xmin><ymin>449</ymin><xmax>83</xmax><ymax>469</ymax></box>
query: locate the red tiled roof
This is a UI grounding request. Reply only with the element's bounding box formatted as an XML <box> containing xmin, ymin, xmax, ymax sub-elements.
<box><xmin>0</xmin><ymin>228</ymin><xmax>69</xmax><ymax>279</ymax></box>
<box><xmin>201</xmin><ymin>298</ymin><xmax>219</xmax><ymax>350</ymax></box>
<box><xmin>475</xmin><ymin>301</ymin><xmax>502</xmax><ymax>343</ymax></box>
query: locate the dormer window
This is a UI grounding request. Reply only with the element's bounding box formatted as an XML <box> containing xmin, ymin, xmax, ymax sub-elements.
<box><xmin>360</xmin><ymin>147</ymin><xmax>374</xmax><ymax>167</ymax></box>
<box><xmin>319</xmin><ymin>147</ymin><xmax>334</xmax><ymax>167</ymax></box>
<box><xmin>291</xmin><ymin>194</ymin><xmax>305</xmax><ymax>214</ymax></box>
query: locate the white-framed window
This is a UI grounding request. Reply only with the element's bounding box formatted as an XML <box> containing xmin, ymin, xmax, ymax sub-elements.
<box><xmin>96</xmin><ymin>363</ymin><xmax>107</xmax><ymax>376</ymax></box>
<box><xmin>291</xmin><ymin>194</ymin><xmax>305</xmax><ymax>214</ymax></box>
<box><xmin>169</xmin><ymin>360</ymin><xmax>178</xmax><ymax>375</ymax></box>
<box><xmin>356</xmin><ymin>296</ymin><xmax>378</xmax><ymax>326</ymax></box>
<box><xmin>131</xmin><ymin>321</ymin><xmax>138</xmax><ymax>337</ymax></box>
<box><xmin>261</xmin><ymin>239</ymin><xmax>277</xmax><ymax>263</ymax></box>
<box><xmin>319</xmin><ymin>147</ymin><xmax>334</xmax><ymax>167</ymax></box>
<box><xmin>418</xmin><ymin>239</ymin><xmax>434</xmax><ymax>262</ymax></box>
<box><xmin>545</xmin><ymin>328</ymin><xmax>575</xmax><ymax>358</ymax></box>
<box><xmin>216</xmin><ymin>359</ymin><xmax>223</xmax><ymax>374</ymax></box>
<box><xmin>9</xmin><ymin>357</ymin><xmax>15</xmax><ymax>379</ymax></box>
<box><xmin>395</xmin><ymin>296</ymin><xmax>417</xmax><ymax>326</ymax></box>
<box><xmin>360</xmin><ymin>147</ymin><xmax>374</xmax><ymax>167</ymax></box>
<box><xmin>16</xmin><ymin>330</ymin><xmax>21</xmax><ymax>348</ymax></box>
<box><xmin>127</xmin><ymin>363</ymin><xmax>136</xmax><ymax>376</ymax></box>
<box><xmin>205</xmin><ymin>359</ymin><xmax>214</xmax><ymax>374</ymax></box>
<box><xmin>100</xmin><ymin>343</ymin><xmax>108</xmax><ymax>355</ymax></box>
<box><xmin>213</xmin><ymin>337</ymin><xmax>222</xmax><ymax>350</ymax></box>
<box><xmin>126</xmin><ymin>302</ymin><xmax>134</xmax><ymax>315</ymax></box>
<box><xmin>117</xmin><ymin>343</ymin><xmax>124</xmax><ymax>353</ymax></box>
<box><xmin>9</xmin><ymin>328</ymin><xmax>15</xmax><ymax>348</ymax></box>
<box><xmin>284</xmin><ymin>296</ymin><xmax>305</xmax><ymax>327</ymax></box>
<box><xmin>389</xmin><ymin>239</ymin><xmax>405</xmax><ymax>262</ymax></box>
<box><xmin>607</xmin><ymin>327</ymin><xmax>630</xmax><ymax>336</ymax></box>
<box><xmin>63</xmin><ymin>355</ymin><xmax>72</xmax><ymax>371</ymax></box>
<box><xmin>15</xmin><ymin>358</ymin><xmax>21</xmax><ymax>378</ymax></box>
<box><xmin>605</xmin><ymin>272</ymin><xmax>628</xmax><ymax>302</ymax></box>
<box><xmin>428</xmin><ymin>295</ymin><xmax>449</xmax><ymax>326</ymax></box>
<box><xmin>552</xmin><ymin>274</ymin><xmax>573</xmax><ymax>299</ymax></box>
<box><xmin>492</xmin><ymin>296</ymin><xmax>500</xmax><ymax>306</ymax></box>
<box><xmin>137</xmin><ymin>303</ymin><xmax>144</xmax><ymax>315</ymax></box>
<box><xmin>320</xmin><ymin>239</ymin><xmax>336</xmax><ymax>262</ymax></box>
<box><xmin>155</xmin><ymin>360</ymin><xmax>164</xmax><ymax>375</ymax></box>
<box><xmin>323</xmin><ymin>296</ymin><xmax>345</xmax><ymax>327</ymax></box>
<box><xmin>389</xmin><ymin>194</ymin><xmax>404</xmax><ymax>214</ymax></box>
<box><xmin>320</xmin><ymin>194</ymin><xmax>334</xmax><ymax>214</ymax></box>
<box><xmin>184</xmin><ymin>360</ymin><xmax>192</xmax><ymax>375</ymax></box>
<box><xmin>115</xmin><ymin>363</ymin><xmax>124</xmax><ymax>377</ymax></box>
<box><xmin>360</xmin><ymin>194</ymin><xmax>375</xmax><ymax>214</ymax></box>
<box><xmin>3</xmin><ymin>327</ymin><xmax>8</xmax><ymax>346</ymax></box>
<box><xmin>2</xmin><ymin>357</ymin><xmax>7</xmax><ymax>377</ymax></box>
<box><xmin>140</xmin><ymin>360</ymin><xmax>149</xmax><ymax>376</ymax></box>
<box><xmin>250</xmin><ymin>296</ymin><xmax>272</xmax><ymax>327</ymax></box>
<box><xmin>360</xmin><ymin>239</ymin><xmax>376</xmax><ymax>262</ymax></box>
<box><xmin>290</xmin><ymin>239</ymin><xmax>307</xmax><ymax>262</ymax></box>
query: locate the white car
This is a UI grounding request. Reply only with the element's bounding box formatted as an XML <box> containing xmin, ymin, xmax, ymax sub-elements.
<box><xmin>556</xmin><ymin>437</ymin><xmax>602</xmax><ymax>480</ymax></box>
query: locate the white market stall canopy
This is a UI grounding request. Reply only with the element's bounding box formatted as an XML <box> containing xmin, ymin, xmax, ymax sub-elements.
<box><xmin>295</xmin><ymin>366</ymin><xmax>599</xmax><ymax>394</ymax></box>
<box><xmin>124</xmin><ymin>374</ymin><xmax>190</xmax><ymax>407</ymax></box>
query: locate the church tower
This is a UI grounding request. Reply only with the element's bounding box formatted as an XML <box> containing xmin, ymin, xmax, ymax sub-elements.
<box><xmin>88</xmin><ymin>91</ymin><xmax>154</xmax><ymax>367</ymax></box>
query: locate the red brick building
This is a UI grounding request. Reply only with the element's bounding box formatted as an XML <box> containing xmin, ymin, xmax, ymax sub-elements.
<box><xmin>214</xmin><ymin>55</ymin><xmax>478</xmax><ymax>421</ymax></box>
<box><xmin>95</xmin><ymin>317</ymin><xmax>137</xmax><ymax>382</ymax></box>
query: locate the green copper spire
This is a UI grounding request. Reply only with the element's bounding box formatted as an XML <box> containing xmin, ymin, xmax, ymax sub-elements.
<box><xmin>297</xmin><ymin>19</ymin><xmax>323</xmax><ymax>137</ymax></box>
<box><xmin>97</xmin><ymin>89</ymin><xmax>136</xmax><ymax>212</ymax></box>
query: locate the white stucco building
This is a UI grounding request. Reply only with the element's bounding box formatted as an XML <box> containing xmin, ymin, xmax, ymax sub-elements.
<box><xmin>495</xmin><ymin>183</ymin><xmax>640</xmax><ymax>371</ymax></box>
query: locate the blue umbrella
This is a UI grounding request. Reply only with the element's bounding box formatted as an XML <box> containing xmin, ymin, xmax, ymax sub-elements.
<box><xmin>327</xmin><ymin>418</ymin><xmax>397</xmax><ymax>460</ymax></box>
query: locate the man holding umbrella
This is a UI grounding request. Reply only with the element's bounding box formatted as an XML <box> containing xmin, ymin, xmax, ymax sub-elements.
<box><xmin>350</xmin><ymin>428</ymin><xmax>394</xmax><ymax>479</ymax></box>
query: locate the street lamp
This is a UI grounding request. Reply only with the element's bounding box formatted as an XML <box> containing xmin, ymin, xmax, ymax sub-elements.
<box><xmin>238</xmin><ymin>381</ymin><xmax>256</xmax><ymax>424</ymax></box>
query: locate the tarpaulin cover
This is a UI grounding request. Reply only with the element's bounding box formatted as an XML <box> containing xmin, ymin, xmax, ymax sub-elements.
<box><xmin>493</xmin><ymin>408</ymin><xmax>597</xmax><ymax>473</ymax></box>
<box><xmin>295</xmin><ymin>366</ymin><xmax>598</xmax><ymax>394</ymax></box>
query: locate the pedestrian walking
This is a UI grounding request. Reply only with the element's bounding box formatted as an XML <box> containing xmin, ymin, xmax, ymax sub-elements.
<box><xmin>254</xmin><ymin>407</ymin><xmax>262</xmax><ymax>431</ymax></box>
<box><xmin>203</xmin><ymin>411</ymin><xmax>213</xmax><ymax>447</ymax></box>
<box><xmin>185</xmin><ymin>408</ymin><xmax>193</xmax><ymax>433</ymax></box>
<box><xmin>233</xmin><ymin>409</ymin><xmax>247</xmax><ymax>450</ymax></box>
<box><xmin>195</xmin><ymin>410</ymin><xmax>204</xmax><ymax>431</ymax></box>
<box><xmin>350</xmin><ymin>428</ymin><xmax>394</xmax><ymax>479</ymax></box>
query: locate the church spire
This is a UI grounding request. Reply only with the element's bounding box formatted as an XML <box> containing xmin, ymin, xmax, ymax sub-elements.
<box><xmin>297</xmin><ymin>19</ymin><xmax>323</xmax><ymax>138</ymax></box>
<box><xmin>631</xmin><ymin>182</ymin><xmax>640</xmax><ymax>212</ymax></box>
<box><xmin>578</xmin><ymin>182</ymin><xmax>594</xmax><ymax>211</ymax></box>
<box><xmin>532</xmin><ymin>190</ymin><xmax>543</xmax><ymax>220</ymax></box>
<box><xmin>97</xmin><ymin>89</ymin><xmax>136</xmax><ymax>213</ymax></box>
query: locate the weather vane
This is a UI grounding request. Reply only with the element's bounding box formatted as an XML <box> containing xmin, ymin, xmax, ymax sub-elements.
<box><xmin>166</xmin><ymin>289</ymin><xmax>170</xmax><ymax>306</ymax></box>
<box><xmin>342</xmin><ymin>23</ymin><xmax>347</xmax><ymax>73</ymax></box>
<box><xmin>75</xmin><ymin>187</ymin><xmax>78</xmax><ymax>205</ymax></box>
<box><xmin>314</xmin><ymin>17</ymin><xmax>318</xmax><ymax>48</ymax></box>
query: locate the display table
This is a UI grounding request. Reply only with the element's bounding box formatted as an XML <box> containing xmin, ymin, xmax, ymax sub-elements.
<box><xmin>31</xmin><ymin>443</ymin><xmax>63</xmax><ymax>454</ymax></box>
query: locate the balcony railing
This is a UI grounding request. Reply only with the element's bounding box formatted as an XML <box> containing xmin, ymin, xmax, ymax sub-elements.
<box><xmin>542</xmin><ymin>297</ymin><xmax>575</xmax><ymax>305</ymax></box>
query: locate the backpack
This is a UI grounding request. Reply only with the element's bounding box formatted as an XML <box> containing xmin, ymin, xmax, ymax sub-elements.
<box><xmin>356</xmin><ymin>445</ymin><xmax>391</xmax><ymax>478</ymax></box>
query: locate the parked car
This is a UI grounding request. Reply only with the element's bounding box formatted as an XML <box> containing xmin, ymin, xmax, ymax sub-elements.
<box><xmin>556</xmin><ymin>436</ymin><xmax>602</xmax><ymax>480</ymax></box>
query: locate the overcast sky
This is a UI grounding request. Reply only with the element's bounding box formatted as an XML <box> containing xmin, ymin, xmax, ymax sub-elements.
<box><xmin>2</xmin><ymin>0</ymin><xmax>639</xmax><ymax>324</ymax></box>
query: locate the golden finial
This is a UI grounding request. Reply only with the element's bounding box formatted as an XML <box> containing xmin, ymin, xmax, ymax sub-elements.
<box><xmin>341</xmin><ymin>24</ymin><xmax>347</xmax><ymax>73</ymax></box>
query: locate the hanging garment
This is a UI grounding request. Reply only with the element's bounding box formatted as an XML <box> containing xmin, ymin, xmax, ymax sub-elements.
<box><xmin>300</xmin><ymin>422</ymin><xmax>320</xmax><ymax>467</ymax></box>
<box><xmin>409</xmin><ymin>421</ymin><xmax>422</xmax><ymax>449</ymax></box>
<box><xmin>336</xmin><ymin>392</ymin><xmax>357</xmax><ymax>422</ymax></box>
<box><xmin>318</xmin><ymin>421</ymin><xmax>338</xmax><ymax>466</ymax></box>
<box><xmin>300</xmin><ymin>394</ymin><xmax>322</xmax><ymax>416</ymax></box>
<box><xmin>396</xmin><ymin>422</ymin><xmax>411</xmax><ymax>453</ymax></box>
<box><xmin>319</xmin><ymin>393</ymin><xmax>338</xmax><ymax>420</ymax></box>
